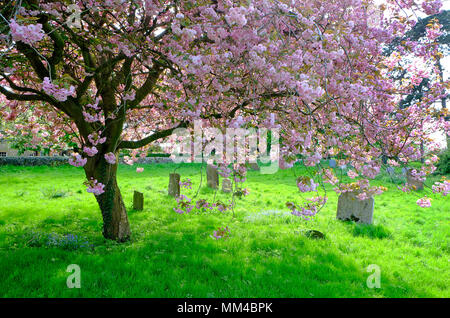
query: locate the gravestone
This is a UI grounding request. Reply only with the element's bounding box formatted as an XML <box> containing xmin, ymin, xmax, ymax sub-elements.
<box><xmin>406</xmin><ymin>169</ymin><xmax>424</xmax><ymax>191</ymax></box>
<box><xmin>337</xmin><ymin>192</ymin><xmax>374</xmax><ymax>224</ymax></box>
<box><xmin>168</xmin><ymin>173</ymin><xmax>181</xmax><ymax>197</ymax></box>
<box><xmin>386</xmin><ymin>166</ymin><xmax>395</xmax><ymax>175</ymax></box>
<box><xmin>133</xmin><ymin>191</ymin><xmax>144</xmax><ymax>211</ymax></box>
<box><xmin>222</xmin><ymin>178</ymin><xmax>232</xmax><ymax>193</ymax></box>
<box><xmin>329</xmin><ymin>159</ymin><xmax>336</xmax><ymax>168</ymax></box>
<box><xmin>247</xmin><ymin>162</ymin><xmax>260</xmax><ymax>171</ymax></box>
<box><xmin>206</xmin><ymin>164</ymin><xmax>219</xmax><ymax>189</ymax></box>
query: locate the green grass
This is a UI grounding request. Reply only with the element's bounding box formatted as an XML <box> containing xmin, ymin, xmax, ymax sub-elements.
<box><xmin>0</xmin><ymin>163</ymin><xmax>448</xmax><ymax>298</ymax></box>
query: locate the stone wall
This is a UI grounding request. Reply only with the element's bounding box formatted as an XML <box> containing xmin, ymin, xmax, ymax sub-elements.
<box><xmin>0</xmin><ymin>141</ymin><xmax>37</xmax><ymax>157</ymax></box>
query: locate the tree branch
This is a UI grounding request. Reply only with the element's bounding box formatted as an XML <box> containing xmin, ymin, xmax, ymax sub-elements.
<box><xmin>0</xmin><ymin>85</ymin><xmax>45</xmax><ymax>101</ymax></box>
<box><xmin>118</xmin><ymin>121</ymin><xmax>188</xmax><ymax>149</ymax></box>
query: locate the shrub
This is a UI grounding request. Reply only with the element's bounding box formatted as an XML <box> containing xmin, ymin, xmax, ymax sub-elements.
<box><xmin>436</xmin><ymin>149</ymin><xmax>450</xmax><ymax>175</ymax></box>
<box><xmin>25</xmin><ymin>231</ymin><xmax>93</xmax><ymax>250</ymax></box>
<box><xmin>0</xmin><ymin>156</ymin><xmax>68</xmax><ymax>166</ymax></box>
<box><xmin>40</xmin><ymin>187</ymin><xmax>70</xmax><ymax>199</ymax></box>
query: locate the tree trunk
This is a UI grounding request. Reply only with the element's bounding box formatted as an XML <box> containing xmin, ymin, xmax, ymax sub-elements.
<box><xmin>85</xmin><ymin>158</ymin><xmax>131</xmax><ymax>242</ymax></box>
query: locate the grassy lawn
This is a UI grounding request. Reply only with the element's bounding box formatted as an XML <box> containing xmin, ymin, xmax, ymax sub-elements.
<box><xmin>0</xmin><ymin>163</ymin><xmax>448</xmax><ymax>298</ymax></box>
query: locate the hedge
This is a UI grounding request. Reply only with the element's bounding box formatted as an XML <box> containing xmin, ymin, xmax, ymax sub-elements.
<box><xmin>0</xmin><ymin>156</ymin><xmax>69</xmax><ymax>166</ymax></box>
<box><xmin>0</xmin><ymin>156</ymin><xmax>173</xmax><ymax>166</ymax></box>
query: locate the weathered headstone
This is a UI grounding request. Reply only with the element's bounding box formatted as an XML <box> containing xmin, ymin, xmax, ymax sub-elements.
<box><xmin>337</xmin><ymin>192</ymin><xmax>374</xmax><ymax>224</ymax></box>
<box><xmin>248</xmin><ymin>162</ymin><xmax>260</xmax><ymax>171</ymax></box>
<box><xmin>329</xmin><ymin>159</ymin><xmax>336</xmax><ymax>168</ymax></box>
<box><xmin>406</xmin><ymin>169</ymin><xmax>424</xmax><ymax>191</ymax></box>
<box><xmin>206</xmin><ymin>164</ymin><xmax>219</xmax><ymax>189</ymax></box>
<box><xmin>168</xmin><ymin>173</ymin><xmax>181</xmax><ymax>197</ymax></box>
<box><xmin>222</xmin><ymin>178</ymin><xmax>232</xmax><ymax>193</ymax></box>
<box><xmin>386</xmin><ymin>166</ymin><xmax>395</xmax><ymax>175</ymax></box>
<box><xmin>133</xmin><ymin>191</ymin><xmax>144</xmax><ymax>211</ymax></box>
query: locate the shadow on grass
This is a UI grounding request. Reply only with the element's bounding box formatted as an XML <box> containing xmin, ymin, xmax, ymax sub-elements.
<box><xmin>351</xmin><ymin>223</ymin><xmax>392</xmax><ymax>240</ymax></box>
<box><xmin>0</xmin><ymin>211</ymin><xmax>431</xmax><ymax>298</ymax></box>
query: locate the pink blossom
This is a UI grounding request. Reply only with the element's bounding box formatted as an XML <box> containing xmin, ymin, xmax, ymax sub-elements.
<box><xmin>279</xmin><ymin>158</ymin><xmax>295</xmax><ymax>170</ymax></box>
<box><xmin>123</xmin><ymin>155</ymin><xmax>135</xmax><ymax>165</ymax></box>
<box><xmin>196</xmin><ymin>199</ymin><xmax>213</xmax><ymax>210</ymax></box>
<box><xmin>83</xmin><ymin>111</ymin><xmax>101</xmax><ymax>123</ymax></box>
<box><xmin>288</xmin><ymin>204</ymin><xmax>318</xmax><ymax>220</ymax></box>
<box><xmin>118</xmin><ymin>42</ymin><xmax>133</xmax><ymax>57</ymax></box>
<box><xmin>42</xmin><ymin>77</ymin><xmax>75</xmax><ymax>102</ymax></box>
<box><xmin>210</xmin><ymin>226</ymin><xmax>230</xmax><ymax>240</ymax></box>
<box><xmin>84</xmin><ymin>146</ymin><xmax>98</xmax><ymax>157</ymax></box>
<box><xmin>304</xmin><ymin>153</ymin><xmax>322</xmax><ymax>166</ymax></box>
<box><xmin>136</xmin><ymin>167</ymin><xmax>144</xmax><ymax>173</ymax></box>
<box><xmin>86</xmin><ymin>98</ymin><xmax>101</xmax><ymax>110</ymax></box>
<box><xmin>179</xmin><ymin>178</ymin><xmax>192</xmax><ymax>189</ymax></box>
<box><xmin>173</xmin><ymin>195</ymin><xmax>193</xmax><ymax>214</ymax></box>
<box><xmin>225</xmin><ymin>7</ymin><xmax>248</xmax><ymax>27</ymax></box>
<box><xmin>356</xmin><ymin>193</ymin><xmax>369</xmax><ymax>201</ymax></box>
<box><xmin>409</xmin><ymin>169</ymin><xmax>426</xmax><ymax>182</ymax></box>
<box><xmin>422</xmin><ymin>0</ymin><xmax>443</xmax><ymax>15</ymax></box>
<box><xmin>9</xmin><ymin>19</ymin><xmax>45</xmax><ymax>45</ymax></box>
<box><xmin>88</xmin><ymin>133</ymin><xmax>106</xmax><ymax>146</ymax></box>
<box><xmin>104</xmin><ymin>152</ymin><xmax>116</xmax><ymax>164</ymax></box>
<box><xmin>86</xmin><ymin>179</ymin><xmax>105</xmax><ymax>196</ymax></box>
<box><xmin>416</xmin><ymin>197</ymin><xmax>431</xmax><ymax>208</ymax></box>
<box><xmin>397</xmin><ymin>184</ymin><xmax>412</xmax><ymax>193</ymax></box>
<box><xmin>387</xmin><ymin>159</ymin><xmax>400</xmax><ymax>167</ymax></box>
<box><xmin>123</xmin><ymin>91</ymin><xmax>135</xmax><ymax>101</ymax></box>
<box><xmin>347</xmin><ymin>170</ymin><xmax>359</xmax><ymax>179</ymax></box>
<box><xmin>323</xmin><ymin>169</ymin><xmax>339</xmax><ymax>185</ymax></box>
<box><xmin>191</xmin><ymin>55</ymin><xmax>203</xmax><ymax>66</ymax></box>
<box><xmin>297</xmin><ymin>178</ymin><xmax>319</xmax><ymax>192</ymax></box>
<box><xmin>218</xmin><ymin>166</ymin><xmax>232</xmax><ymax>178</ymax></box>
<box><xmin>68</xmin><ymin>154</ymin><xmax>87</xmax><ymax>167</ymax></box>
<box><xmin>362</xmin><ymin>165</ymin><xmax>380</xmax><ymax>179</ymax></box>
<box><xmin>432</xmin><ymin>180</ymin><xmax>449</xmax><ymax>196</ymax></box>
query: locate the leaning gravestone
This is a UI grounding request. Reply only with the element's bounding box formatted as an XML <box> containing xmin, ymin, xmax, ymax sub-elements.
<box><xmin>207</xmin><ymin>164</ymin><xmax>219</xmax><ymax>189</ymax></box>
<box><xmin>133</xmin><ymin>191</ymin><xmax>144</xmax><ymax>211</ymax></box>
<box><xmin>222</xmin><ymin>178</ymin><xmax>232</xmax><ymax>193</ymax></box>
<box><xmin>406</xmin><ymin>169</ymin><xmax>424</xmax><ymax>191</ymax></box>
<box><xmin>337</xmin><ymin>192</ymin><xmax>374</xmax><ymax>224</ymax></box>
<box><xmin>168</xmin><ymin>173</ymin><xmax>181</xmax><ymax>197</ymax></box>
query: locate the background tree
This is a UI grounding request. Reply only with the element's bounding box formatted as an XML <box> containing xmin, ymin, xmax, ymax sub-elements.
<box><xmin>385</xmin><ymin>9</ymin><xmax>449</xmax><ymax>150</ymax></box>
